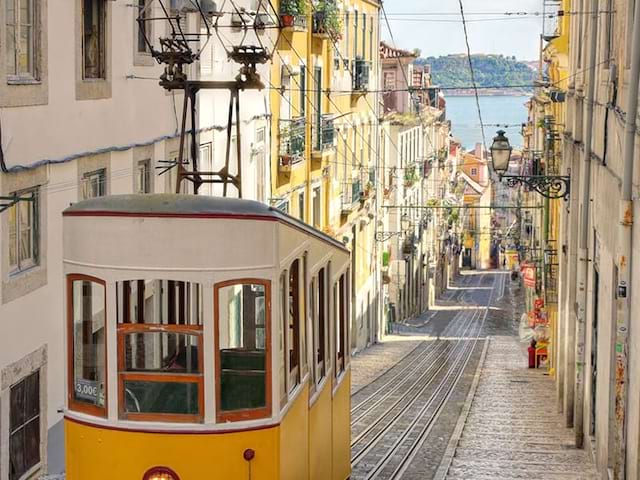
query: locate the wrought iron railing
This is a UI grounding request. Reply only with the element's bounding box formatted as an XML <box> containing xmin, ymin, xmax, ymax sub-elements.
<box><xmin>341</xmin><ymin>178</ymin><xmax>362</xmax><ymax>211</ymax></box>
<box><xmin>279</xmin><ymin>117</ymin><xmax>305</xmax><ymax>167</ymax></box>
<box><xmin>353</xmin><ymin>58</ymin><xmax>371</xmax><ymax>91</ymax></box>
<box><xmin>312</xmin><ymin>114</ymin><xmax>335</xmax><ymax>152</ymax></box>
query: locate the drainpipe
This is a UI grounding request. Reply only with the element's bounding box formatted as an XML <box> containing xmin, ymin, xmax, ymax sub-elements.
<box><xmin>574</xmin><ymin>0</ymin><xmax>599</xmax><ymax>449</ymax></box>
<box><xmin>614</xmin><ymin>0</ymin><xmax>640</xmax><ymax>476</ymax></box>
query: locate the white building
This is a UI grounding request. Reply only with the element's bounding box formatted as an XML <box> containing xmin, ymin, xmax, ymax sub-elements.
<box><xmin>0</xmin><ymin>2</ymin><xmax>220</xmax><ymax>477</ymax></box>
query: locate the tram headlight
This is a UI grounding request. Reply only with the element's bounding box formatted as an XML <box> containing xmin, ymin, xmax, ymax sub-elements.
<box><xmin>143</xmin><ymin>466</ymin><xmax>180</xmax><ymax>480</ymax></box>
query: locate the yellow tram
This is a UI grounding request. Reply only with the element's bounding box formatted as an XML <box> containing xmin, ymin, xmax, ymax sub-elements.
<box><xmin>62</xmin><ymin>195</ymin><xmax>352</xmax><ymax>480</ymax></box>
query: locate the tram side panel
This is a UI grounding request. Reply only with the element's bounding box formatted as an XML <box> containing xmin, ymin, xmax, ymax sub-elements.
<box><xmin>65</xmin><ymin>420</ymin><xmax>280</xmax><ymax>479</ymax></box>
<box><xmin>308</xmin><ymin>380</ymin><xmax>333</xmax><ymax>480</ymax></box>
<box><xmin>332</xmin><ymin>370</ymin><xmax>352</xmax><ymax>480</ymax></box>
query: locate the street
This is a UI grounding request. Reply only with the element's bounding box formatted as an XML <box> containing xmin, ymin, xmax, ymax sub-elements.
<box><xmin>350</xmin><ymin>271</ymin><xmax>598</xmax><ymax>480</ymax></box>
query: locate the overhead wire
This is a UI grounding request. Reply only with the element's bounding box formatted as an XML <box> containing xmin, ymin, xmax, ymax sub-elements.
<box><xmin>457</xmin><ymin>0</ymin><xmax>487</xmax><ymax>154</ymax></box>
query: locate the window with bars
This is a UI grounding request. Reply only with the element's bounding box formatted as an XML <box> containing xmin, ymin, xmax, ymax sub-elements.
<box><xmin>137</xmin><ymin>159</ymin><xmax>151</xmax><ymax>194</ymax></box>
<box><xmin>83</xmin><ymin>0</ymin><xmax>106</xmax><ymax>79</ymax></box>
<box><xmin>6</xmin><ymin>0</ymin><xmax>38</xmax><ymax>80</ymax></box>
<box><xmin>82</xmin><ymin>169</ymin><xmax>106</xmax><ymax>199</ymax></box>
<box><xmin>136</xmin><ymin>0</ymin><xmax>150</xmax><ymax>54</ymax></box>
<box><xmin>9</xmin><ymin>370</ymin><xmax>40</xmax><ymax>480</ymax></box>
<box><xmin>8</xmin><ymin>189</ymin><xmax>39</xmax><ymax>274</ymax></box>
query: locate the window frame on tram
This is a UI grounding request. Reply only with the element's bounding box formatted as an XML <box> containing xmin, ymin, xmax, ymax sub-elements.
<box><xmin>310</xmin><ymin>265</ymin><xmax>329</xmax><ymax>392</ymax></box>
<box><xmin>335</xmin><ymin>270</ymin><xmax>349</xmax><ymax>378</ymax></box>
<box><xmin>115</xmin><ymin>280</ymin><xmax>204</xmax><ymax>423</ymax></box>
<box><xmin>214</xmin><ymin>278</ymin><xmax>272</xmax><ymax>423</ymax></box>
<box><xmin>66</xmin><ymin>274</ymin><xmax>108</xmax><ymax>418</ymax></box>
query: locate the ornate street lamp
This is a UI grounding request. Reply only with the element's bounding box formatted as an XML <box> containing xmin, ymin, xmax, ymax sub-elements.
<box><xmin>490</xmin><ymin>130</ymin><xmax>512</xmax><ymax>174</ymax></box>
<box><xmin>490</xmin><ymin>130</ymin><xmax>571</xmax><ymax>200</ymax></box>
<box><xmin>375</xmin><ymin>213</ymin><xmax>412</xmax><ymax>242</ymax></box>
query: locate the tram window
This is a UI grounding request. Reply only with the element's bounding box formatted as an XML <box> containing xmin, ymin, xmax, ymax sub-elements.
<box><xmin>336</xmin><ymin>273</ymin><xmax>347</xmax><ymax>376</ymax></box>
<box><xmin>279</xmin><ymin>273</ymin><xmax>287</xmax><ymax>408</ymax></box>
<box><xmin>116</xmin><ymin>280</ymin><xmax>203</xmax><ymax>421</ymax></box>
<box><xmin>288</xmin><ymin>260</ymin><xmax>301</xmax><ymax>390</ymax></box>
<box><xmin>68</xmin><ymin>275</ymin><xmax>107</xmax><ymax>416</ymax></box>
<box><xmin>318</xmin><ymin>267</ymin><xmax>327</xmax><ymax>381</ymax></box>
<box><xmin>300</xmin><ymin>254</ymin><xmax>308</xmax><ymax>377</ymax></box>
<box><xmin>216</xmin><ymin>280</ymin><xmax>271</xmax><ymax>421</ymax></box>
<box><xmin>117</xmin><ymin>280</ymin><xmax>202</xmax><ymax>325</ymax></box>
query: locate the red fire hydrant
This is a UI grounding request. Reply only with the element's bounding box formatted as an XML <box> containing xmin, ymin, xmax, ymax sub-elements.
<box><xmin>528</xmin><ymin>338</ymin><xmax>537</xmax><ymax>368</ymax></box>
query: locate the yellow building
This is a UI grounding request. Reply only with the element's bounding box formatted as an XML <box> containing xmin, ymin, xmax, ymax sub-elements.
<box><xmin>521</xmin><ymin>0</ymin><xmax>570</xmax><ymax>374</ymax></box>
<box><xmin>270</xmin><ymin>0</ymin><xmax>381</xmax><ymax>352</ymax></box>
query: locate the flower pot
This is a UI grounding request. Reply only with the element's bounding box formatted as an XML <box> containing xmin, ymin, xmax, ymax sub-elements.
<box><xmin>281</xmin><ymin>14</ymin><xmax>295</xmax><ymax>27</ymax></box>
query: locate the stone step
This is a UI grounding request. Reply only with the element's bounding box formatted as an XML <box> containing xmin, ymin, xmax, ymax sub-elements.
<box><xmin>453</xmin><ymin>447</ymin><xmax>593</xmax><ymax>464</ymax></box>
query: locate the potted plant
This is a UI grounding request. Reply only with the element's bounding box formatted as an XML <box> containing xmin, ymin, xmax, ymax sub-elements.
<box><xmin>314</xmin><ymin>0</ymin><xmax>341</xmax><ymax>37</ymax></box>
<box><xmin>280</xmin><ymin>0</ymin><xmax>306</xmax><ymax>27</ymax></box>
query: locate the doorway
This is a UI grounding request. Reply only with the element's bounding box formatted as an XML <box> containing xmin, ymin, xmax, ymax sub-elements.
<box><xmin>590</xmin><ymin>267</ymin><xmax>599</xmax><ymax>436</ymax></box>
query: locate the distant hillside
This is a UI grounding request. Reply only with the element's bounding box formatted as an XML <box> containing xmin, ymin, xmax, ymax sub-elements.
<box><xmin>416</xmin><ymin>54</ymin><xmax>536</xmax><ymax>94</ymax></box>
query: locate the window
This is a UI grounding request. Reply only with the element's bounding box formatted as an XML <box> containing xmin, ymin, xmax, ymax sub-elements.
<box><xmin>288</xmin><ymin>260</ymin><xmax>301</xmax><ymax>390</ymax></box>
<box><xmin>311</xmin><ymin>267</ymin><xmax>328</xmax><ymax>386</ymax></box>
<box><xmin>353</xmin><ymin>11</ymin><xmax>358</xmax><ymax>59</ymax></box>
<box><xmin>471</xmin><ymin>167</ymin><xmax>478</xmax><ymax>176</ymax></box>
<box><xmin>82</xmin><ymin>168</ymin><xmax>106</xmax><ymax>199</ymax></box>
<box><xmin>279</xmin><ymin>273</ymin><xmax>287</xmax><ymax>407</ymax></box>
<box><xmin>8</xmin><ymin>189</ymin><xmax>38</xmax><ymax>273</ymax></box>
<box><xmin>215</xmin><ymin>280</ymin><xmax>271</xmax><ymax>421</ymax></box>
<box><xmin>299</xmin><ymin>65</ymin><xmax>306</xmax><ymax>118</ymax></box>
<box><xmin>604</xmin><ymin>0</ymin><xmax>614</xmax><ymax>66</ymax></box>
<box><xmin>313</xmin><ymin>66</ymin><xmax>322</xmax><ymax>151</ymax></box>
<box><xmin>83</xmin><ymin>0</ymin><xmax>106</xmax><ymax>79</ymax></box>
<box><xmin>335</xmin><ymin>272</ymin><xmax>348</xmax><ymax>376</ymax></box>
<box><xmin>68</xmin><ymin>275</ymin><xmax>107</xmax><ymax>417</ymax></box>
<box><xmin>298</xmin><ymin>191</ymin><xmax>305</xmax><ymax>221</ymax></box>
<box><xmin>9</xmin><ymin>370</ymin><xmax>40</xmax><ymax>480</ymax></box>
<box><xmin>136</xmin><ymin>0</ymin><xmax>150</xmax><ymax>54</ymax></box>
<box><xmin>361</xmin><ymin>13</ymin><xmax>366</xmax><ymax>58</ymax></box>
<box><xmin>344</xmin><ymin>12</ymin><xmax>349</xmax><ymax>66</ymax></box>
<box><xmin>6</xmin><ymin>0</ymin><xmax>37</xmax><ymax>80</ymax></box>
<box><xmin>117</xmin><ymin>280</ymin><xmax>203</xmax><ymax>421</ymax></box>
<box><xmin>369</xmin><ymin>23</ymin><xmax>373</xmax><ymax>63</ymax></box>
<box><xmin>313</xmin><ymin>186</ymin><xmax>321</xmax><ymax>229</ymax></box>
<box><xmin>136</xmin><ymin>159</ymin><xmax>151</xmax><ymax>194</ymax></box>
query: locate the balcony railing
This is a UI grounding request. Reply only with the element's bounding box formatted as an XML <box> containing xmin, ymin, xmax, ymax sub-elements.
<box><xmin>279</xmin><ymin>117</ymin><xmax>305</xmax><ymax>171</ymax></box>
<box><xmin>341</xmin><ymin>178</ymin><xmax>362</xmax><ymax>214</ymax></box>
<box><xmin>353</xmin><ymin>58</ymin><xmax>371</xmax><ymax>92</ymax></box>
<box><xmin>404</xmin><ymin>164</ymin><xmax>418</xmax><ymax>187</ymax></box>
<box><xmin>312</xmin><ymin>1</ymin><xmax>341</xmax><ymax>38</ymax></box>
<box><xmin>312</xmin><ymin>114</ymin><xmax>336</xmax><ymax>152</ymax></box>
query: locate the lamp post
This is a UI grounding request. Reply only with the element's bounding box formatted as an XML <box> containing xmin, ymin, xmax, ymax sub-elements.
<box><xmin>375</xmin><ymin>213</ymin><xmax>412</xmax><ymax>242</ymax></box>
<box><xmin>490</xmin><ymin>130</ymin><xmax>571</xmax><ymax>200</ymax></box>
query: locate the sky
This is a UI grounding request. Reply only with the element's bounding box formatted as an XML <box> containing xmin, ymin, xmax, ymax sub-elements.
<box><xmin>381</xmin><ymin>0</ymin><xmax>544</xmax><ymax>61</ymax></box>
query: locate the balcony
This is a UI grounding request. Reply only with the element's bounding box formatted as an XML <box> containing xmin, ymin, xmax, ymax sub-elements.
<box><xmin>404</xmin><ymin>164</ymin><xmax>418</xmax><ymax>188</ymax></box>
<box><xmin>312</xmin><ymin>1</ymin><xmax>341</xmax><ymax>39</ymax></box>
<box><xmin>279</xmin><ymin>117</ymin><xmax>305</xmax><ymax>173</ymax></box>
<box><xmin>352</xmin><ymin>58</ymin><xmax>371</xmax><ymax>93</ymax></box>
<box><xmin>341</xmin><ymin>178</ymin><xmax>362</xmax><ymax>214</ymax></box>
<box><xmin>279</xmin><ymin>0</ymin><xmax>307</xmax><ymax>30</ymax></box>
<box><xmin>312</xmin><ymin>114</ymin><xmax>336</xmax><ymax>154</ymax></box>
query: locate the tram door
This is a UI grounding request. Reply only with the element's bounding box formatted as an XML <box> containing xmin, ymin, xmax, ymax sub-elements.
<box><xmin>590</xmin><ymin>268</ymin><xmax>599</xmax><ymax>435</ymax></box>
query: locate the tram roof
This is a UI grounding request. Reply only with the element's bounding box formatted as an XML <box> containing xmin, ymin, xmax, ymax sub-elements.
<box><xmin>64</xmin><ymin>194</ymin><xmax>349</xmax><ymax>252</ymax></box>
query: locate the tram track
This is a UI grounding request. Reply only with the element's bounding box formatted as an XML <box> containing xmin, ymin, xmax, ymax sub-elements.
<box><xmin>351</xmin><ymin>274</ymin><xmax>482</xmax><ymax>413</ymax></box>
<box><xmin>350</xmin><ymin>308</ymin><xmax>478</xmax><ymax>444</ymax></box>
<box><xmin>350</xmin><ymin>272</ymin><xmax>497</xmax><ymax>480</ymax></box>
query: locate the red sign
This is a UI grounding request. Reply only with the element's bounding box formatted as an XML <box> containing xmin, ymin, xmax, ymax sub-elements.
<box><xmin>521</xmin><ymin>263</ymin><xmax>536</xmax><ymax>288</ymax></box>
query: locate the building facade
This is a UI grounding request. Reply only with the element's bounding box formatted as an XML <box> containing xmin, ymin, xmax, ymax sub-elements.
<box><xmin>527</xmin><ymin>0</ymin><xmax>640</xmax><ymax>477</ymax></box>
<box><xmin>0</xmin><ymin>2</ymin><xmax>218</xmax><ymax>477</ymax></box>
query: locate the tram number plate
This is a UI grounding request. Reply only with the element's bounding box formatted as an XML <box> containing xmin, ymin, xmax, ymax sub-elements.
<box><xmin>75</xmin><ymin>379</ymin><xmax>99</xmax><ymax>402</ymax></box>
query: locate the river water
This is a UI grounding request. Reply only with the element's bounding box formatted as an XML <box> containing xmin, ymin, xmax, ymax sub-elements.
<box><xmin>445</xmin><ymin>95</ymin><xmax>530</xmax><ymax>150</ymax></box>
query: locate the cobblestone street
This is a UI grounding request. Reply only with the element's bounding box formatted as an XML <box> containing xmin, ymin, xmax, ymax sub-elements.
<box><xmin>437</xmin><ymin>335</ymin><xmax>599</xmax><ymax>479</ymax></box>
<box><xmin>350</xmin><ymin>271</ymin><xmax>599</xmax><ymax>479</ymax></box>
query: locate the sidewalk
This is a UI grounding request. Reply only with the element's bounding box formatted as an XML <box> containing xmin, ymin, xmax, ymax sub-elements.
<box><xmin>439</xmin><ymin>335</ymin><xmax>599</xmax><ymax>480</ymax></box>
